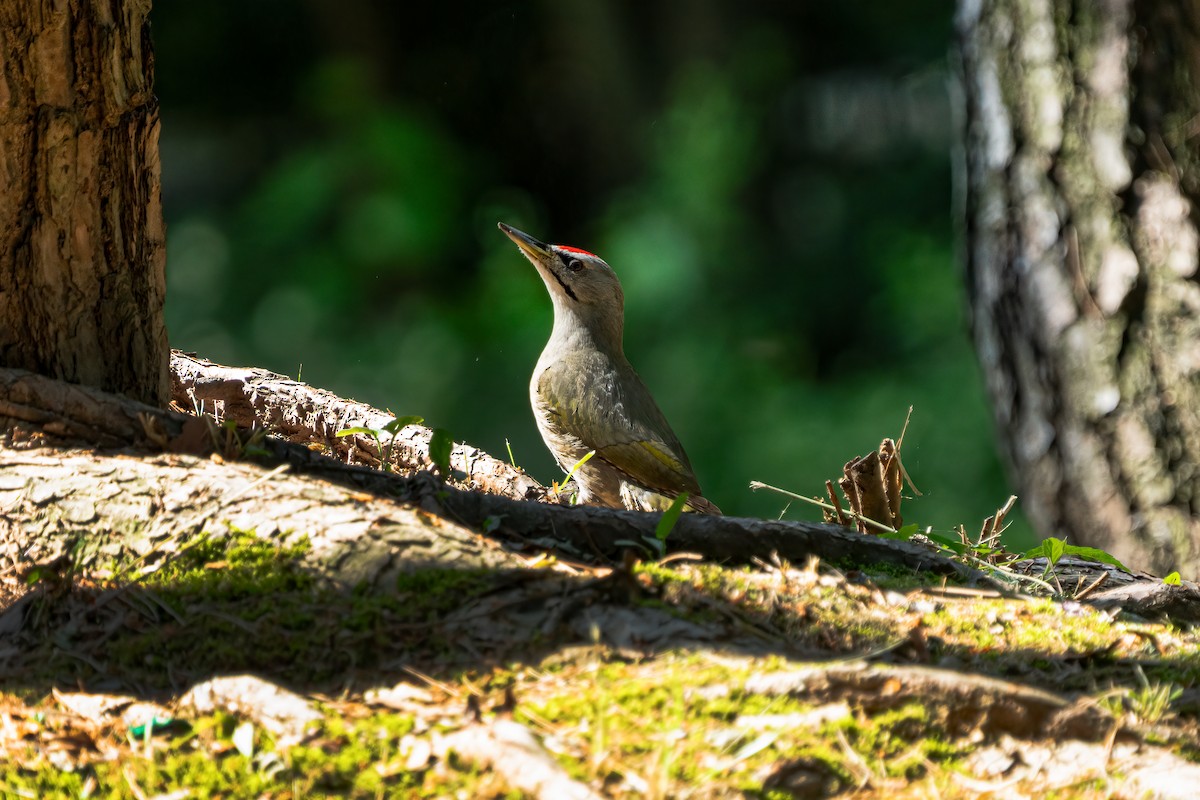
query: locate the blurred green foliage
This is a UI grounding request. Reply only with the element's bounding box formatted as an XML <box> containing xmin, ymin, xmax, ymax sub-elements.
<box><xmin>157</xmin><ymin>1</ymin><xmax>1032</xmax><ymax>546</ymax></box>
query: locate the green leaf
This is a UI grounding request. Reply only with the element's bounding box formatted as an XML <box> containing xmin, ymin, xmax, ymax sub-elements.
<box><xmin>614</xmin><ymin>538</ymin><xmax>656</xmax><ymax>557</ymax></box>
<box><xmin>1024</xmin><ymin>538</ymin><xmax>1129</xmax><ymax>572</ymax></box>
<box><xmin>1046</xmin><ymin>537</ymin><xmax>1066</xmax><ymax>565</ymax></box>
<box><xmin>646</xmin><ymin>536</ymin><xmax>666</xmax><ymax>558</ymax></box>
<box><xmin>429</xmin><ymin>428</ymin><xmax>453</xmax><ymax>476</ymax></box>
<box><xmin>921</xmin><ymin>531</ymin><xmax>966</xmax><ymax>554</ymax></box>
<box><xmin>1057</xmin><ymin>545</ymin><xmax>1129</xmax><ymax>572</ymax></box>
<box><xmin>655</xmin><ymin>493</ymin><xmax>689</xmax><ymax>542</ymax></box>
<box><xmin>1163</xmin><ymin>571</ymin><xmax>1182</xmax><ymax>585</ymax></box>
<box><xmin>336</xmin><ymin>426</ymin><xmax>376</xmax><ymax>437</ymax></box>
<box><xmin>1026</xmin><ymin>537</ymin><xmax>1065</xmax><ymax>565</ymax></box>
<box><xmin>885</xmin><ymin>523</ymin><xmax>920</xmax><ymax>541</ymax></box>
<box><xmin>562</xmin><ymin>450</ymin><xmax>595</xmax><ymax>486</ymax></box>
<box><xmin>382</xmin><ymin>415</ymin><xmax>424</xmax><ymax>434</ymax></box>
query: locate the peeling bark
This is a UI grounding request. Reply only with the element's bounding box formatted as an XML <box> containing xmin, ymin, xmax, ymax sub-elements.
<box><xmin>956</xmin><ymin>0</ymin><xmax>1200</xmax><ymax>576</ymax></box>
<box><xmin>169</xmin><ymin>351</ymin><xmax>547</xmax><ymax>505</ymax></box>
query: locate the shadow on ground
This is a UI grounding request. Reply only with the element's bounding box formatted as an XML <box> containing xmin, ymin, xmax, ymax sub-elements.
<box><xmin>2</xmin><ymin>530</ymin><xmax>1196</xmax><ymax>714</ymax></box>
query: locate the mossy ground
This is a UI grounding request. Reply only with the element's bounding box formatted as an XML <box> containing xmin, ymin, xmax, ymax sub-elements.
<box><xmin>1</xmin><ymin>529</ymin><xmax>1198</xmax><ymax>798</ymax></box>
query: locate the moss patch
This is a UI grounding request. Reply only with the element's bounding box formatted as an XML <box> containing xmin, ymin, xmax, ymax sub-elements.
<box><xmin>3</xmin><ymin>530</ymin><xmax>1199</xmax><ymax>797</ymax></box>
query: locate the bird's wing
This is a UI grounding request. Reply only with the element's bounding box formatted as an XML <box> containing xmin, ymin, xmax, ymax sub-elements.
<box><xmin>537</xmin><ymin>353</ymin><xmax>703</xmax><ymax>498</ymax></box>
<box><xmin>594</xmin><ymin>440</ymin><xmax>703</xmax><ymax>497</ymax></box>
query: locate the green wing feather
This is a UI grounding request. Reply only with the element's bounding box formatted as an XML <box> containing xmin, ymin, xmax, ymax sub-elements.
<box><xmin>595</xmin><ymin>440</ymin><xmax>702</xmax><ymax>497</ymax></box>
<box><xmin>537</xmin><ymin>351</ymin><xmax>702</xmax><ymax>497</ymax></box>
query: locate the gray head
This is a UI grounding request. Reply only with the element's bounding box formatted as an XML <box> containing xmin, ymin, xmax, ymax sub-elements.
<box><xmin>499</xmin><ymin>222</ymin><xmax>625</xmax><ymax>353</ymax></box>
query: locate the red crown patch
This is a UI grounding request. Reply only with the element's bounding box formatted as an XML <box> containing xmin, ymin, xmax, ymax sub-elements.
<box><xmin>556</xmin><ymin>245</ymin><xmax>597</xmax><ymax>257</ymax></box>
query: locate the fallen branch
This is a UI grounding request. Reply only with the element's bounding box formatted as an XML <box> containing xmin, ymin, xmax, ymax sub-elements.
<box><xmin>169</xmin><ymin>351</ymin><xmax>546</xmax><ymax>504</ymax></box>
<box><xmin>1</xmin><ymin>361</ymin><xmax>977</xmax><ymax>580</ymax></box>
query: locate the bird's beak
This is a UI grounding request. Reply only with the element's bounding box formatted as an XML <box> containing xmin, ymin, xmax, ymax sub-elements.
<box><xmin>498</xmin><ymin>223</ymin><xmax>554</xmax><ymax>261</ymax></box>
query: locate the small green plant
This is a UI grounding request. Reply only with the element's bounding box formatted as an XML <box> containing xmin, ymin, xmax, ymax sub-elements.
<box><xmin>204</xmin><ymin>417</ymin><xmax>269</xmax><ymax>460</ymax></box>
<box><xmin>1130</xmin><ymin>685</ymin><xmax>1181</xmax><ymax>726</ymax></box>
<box><xmin>613</xmin><ymin>493</ymin><xmax>691</xmax><ymax>558</ymax></box>
<box><xmin>1106</xmin><ymin>666</ymin><xmax>1183</xmax><ymax>726</ymax></box>
<box><xmin>428</xmin><ymin>427</ymin><xmax>454</xmax><ymax>477</ymax></box>
<box><xmin>553</xmin><ymin>450</ymin><xmax>595</xmax><ymax>503</ymax></box>
<box><xmin>1025</xmin><ymin>536</ymin><xmax>1130</xmax><ymax>578</ymax></box>
<box><xmin>337</xmin><ymin>415</ymin><xmax>423</xmax><ymax>472</ymax></box>
<box><xmin>654</xmin><ymin>493</ymin><xmax>689</xmax><ymax>545</ymax></box>
<box><xmin>562</xmin><ymin>450</ymin><xmax>594</xmax><ymax>486</ymax></box>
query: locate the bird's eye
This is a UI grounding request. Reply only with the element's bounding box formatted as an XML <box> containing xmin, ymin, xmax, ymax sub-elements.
<box><xmin>565</xmin><ymin>257</ymin><xmax>584</xmax><ymax>273</ymax></box>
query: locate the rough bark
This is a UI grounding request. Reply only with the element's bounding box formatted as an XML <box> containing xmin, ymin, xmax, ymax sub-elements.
<box><xmin>0</xmin><ymin>0</ymin><xmax>168</xmax><ymax>406</ymax></box>
<box><xmin>956</xmin><ymin>0</ymin><xmax>1200</xmax><ymax>576</ymax></box>
<box><xmin>174</xmin><ymin>353</ymin><xmax>1200</xmax><ymax>612</ymax></box>
<box><xmin>0</xmin><ymin>448</ymin><xmax>520</xmax><ymax>592</ymax></box>
<box><xmin>169</xmin><ymin>351</ymin><xmax>547</xmax><ymax>504</ymax></box>
<box><xmin>12</xmin><ymin>358</ymin><xmax>1200</xmax><ymax>623</ymax></box>
<box><xmin>0</xmin><ymin>362</ymin><xmax>973</xmax><ymax>582</ymax></box>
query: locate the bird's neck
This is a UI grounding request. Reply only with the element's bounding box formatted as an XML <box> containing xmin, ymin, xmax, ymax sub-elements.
<box><xmin>548</xmin><ymin>300</ymin><xmax>625</xmax><ymax>361</ymax></box>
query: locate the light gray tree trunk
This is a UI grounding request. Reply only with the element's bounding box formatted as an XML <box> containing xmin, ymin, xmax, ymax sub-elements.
<box><xmin>956</xmin><ymin>0</ymin><xmax>1200</xmax><ymax>576</ymax></box>
<box><xmin>0</xmin><ymin>0</ymin><xmax>168</xmax><ymax>405</ymax></box>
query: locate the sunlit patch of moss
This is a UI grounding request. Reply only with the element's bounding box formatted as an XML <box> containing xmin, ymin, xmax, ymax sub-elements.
<box><xmin>133</xmin><ymin>751</ymin><xmax>272</xmax><ymax>797</ymax></box>
<box><xmin>0</xmin><ymin>707</ymin><xmax>432</xmax><ymax>799</ymax></box>
<box><xmin>144</xmin><ymin>526</ymin><xmax>315</xmax><ymax>595</ymax></box>
<box><xmin>823</xmin><ymin>553</ymin><xmax>957</xmax><ymax>590</ymax></box>
<box><xmin>287</xmin><ymin>712</ymin><xmax>420</xmax><ymax>795</ymax></box>
<box><xmin>515</xmin><ymin>651</ymin><xmax>975</xmax><ymax>794</ymax></box>
<box><xmin>836</xmin><ymin>702</ymin><xmax>959</xmax><ymax>776</ymax></box>
<box><xmin>635</xmin><ymin>561</ymin><xmax>695</xmax><ymax>586</ymax></box>
<box><xmin>0</xmin><ymin>769</ymin><xmax>88</xmax><ymax>799</ymax></box>
<box><xmin>635</xmin><ymin>560</ymin><xmax>911</xmax><ymax>656</ymax></box>
<box><xmin>855</xmin><ymin>561</ymin><xmax>950</xmax><ymax>591</ymax></box>
<box><xmin>921</xmin><ymin>595</ymin><xmax>1134</xmax><ymax>674</ymax></box>
<box><xmin>703</xmin><ymin>688</ymin><xmax>805</xmax><ymax>722</ymax></box>
<box><xmin>521</xmin><ymin>655</ymin><xmax>775</xmax><ymax>786</ymax></box>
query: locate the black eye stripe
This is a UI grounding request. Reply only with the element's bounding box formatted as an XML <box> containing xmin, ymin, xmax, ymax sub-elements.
<box><xmin>552</xmin><ymin>271</ymin><xmax>578</xmax><ymax>300</ymax></box>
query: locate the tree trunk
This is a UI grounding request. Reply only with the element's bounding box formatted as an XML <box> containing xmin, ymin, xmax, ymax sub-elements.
<box><xmin>0</xmin><ymin>0</ymin><xmax>168</xmax><ymax>406</ymax></box>
<box><xmin>956</xmin><ymin>0</ymin><xmax>1200</xmax><ymax>576</ymax></box>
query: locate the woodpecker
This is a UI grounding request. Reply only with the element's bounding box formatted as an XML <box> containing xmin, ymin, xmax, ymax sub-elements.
<box><xmin>499</xmin><ymin>222</ymin><xmax>721</xmax><ymax>515</ymax></box>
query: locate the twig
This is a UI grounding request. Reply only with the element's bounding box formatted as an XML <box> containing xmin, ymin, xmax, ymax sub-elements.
<box><xmin>749</xmin><ymin>481</ymin><xmax>897</xmax><ymax>535</ymax></box>
<box><xmin>893</xmin><ymin>406</ymin><xmax>922</xmax><ymax>496</ymax></box>
<box><xmin>825</xmin><ymin>480</ymin><xmax>849</xmax><ymax>526</ymax></box>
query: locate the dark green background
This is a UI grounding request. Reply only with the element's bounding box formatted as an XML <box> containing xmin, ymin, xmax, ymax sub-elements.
<box><xmin>156</xmin><ymin>1</ymin><xmax>1032</xmax><ymax>545</ymax></box>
